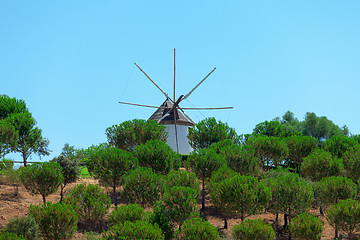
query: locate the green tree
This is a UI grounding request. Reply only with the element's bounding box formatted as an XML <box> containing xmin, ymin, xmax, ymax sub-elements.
<box><xmin>317</xmin><ymin>176</ymin><xmax>357</xmax><ymax>209</ymax></box>
<box><xmin>252</xmin><ymin>120</ymin><xmax>286</xmax><ymax>137</ymax></box>
<box><xmin>185</xmin><ymin>148</ymin><xmax>226</xmax><ymax>211</ymax></box>
<box><xmin>302</xmin><ymin>149</ymin><xmax>344</xmax><ymax>182</ymax></box>
<box><xmin>219</xmin><ymin>143</ymin><xmax>259</xmax><ymax>176</ymax></box>
<box><xmin>166</xmin><ymin>170</ymin><xmax>200</xmax><ymax>198</ymax></box>
<box><xmin>232</xmin><ymin>219</ymin><xmax>276</xmax><ymax>240</ymax></box>
<box><xmin>175</xmin><ymin>218</ymin><xmax>220</xmax><ymax>240</ymax></box>
<box><xmin>106</xmin><ymin>119</ymin><xmax>168</xmax><ymax>151</ymax></box>
<box><xmin>326</xmin><ymin>199</ymin><xmax>360</xmax><ymax>238</ymax></box>
<box><xmin>322</xmin><ymin>135</ymin><xmax>359</xmax><ymax>159</ymax></box>
<box><xmin>108</xmin><ymin>204</ymin><xmax>149</xmax><ymax>227</ymax></box>
<box><xmin>87</xmin><ymin>147</ymin><xmax>138</xmax><ymax>205</ymax></box>
<box><xmin>64</xmin><ymin>183</ymin><xmax>111</xmax><ymax>223</ymax></box>
<box><xmin>262</xmin><ymin>172</ymin><xmax>314</xmax><ymax>228</ymax></box>
<box><xmin>0</xmin><ymin>95</ymin><xmax>28</xmax><ymax>120</ymax></box>
<box><xmin>19</xmin><ymin>162</ymin><xmax>64</xmax><ymax>204</ymax></box>
<box><xmin>52</xmin><ymin>155</ymin><xmax>80</xmax><ymax>203</ymax></box>
<box><xmin>103</xmin><ymin>220</ymin><xmax>165</xmax><ymax>240</ymax></box>
<box><xmin>208</xmin><ymin>166</ymin><xmax>237</xmax><ymax>192</ymax></box>
<box><xmin>161</xmin><ymin>186</ymin><xmax>199</xmax><ymax>228</ymax></box>
<box><xmin>210</xmin><ymin>175</ymin><xmax>271</xmax><ymax>228</ymax></box>
<box><xmin>29</xmin><ymin>202</ymin><xmax>78</xmax><ymax>240</ymax></box>
<box><xmin>4</xmin><ymin>112</ymin><xmax>50</xmax><ymax>166</ymax></box>
<box><xmin>0</xmin><ymin>122</ymin><xmax>18</xmax><ymax>159</ymax></box>
<box><xmin>301</xmin><ymin>112</ymin><xmax>345</xmax><ymax>143</ymax></box>
<box><xmin>122</xmin><ymin>167</ymin><xmax>166</xmax><ymax>208</ymax></box>
<box><xmin>285</xmin><ymin>135</ymin><xmax>318</xmax><ymax>175</ymax></box>
<box><xmin>188</xmin><ymin>117</ymin><xmax>239</xmax><ymax>150</ymax></box>
<box><xmin>3</xmin><ymin>216</ymin><xmax>40</xmax><ymax>240</ymax></box>
<box><xmin>134</xmin><ymin>140</ymin><xmax>180</xmax><ymax>174</ymax></box>
<box><xmin>247</xmin><ymin>136</ymin><xmax>289</xmax><ymax>168</ymax></box>
<box><xmin>278</xmin><ymin>111</ymin><xmax>302</xmax><ymax>136</ymax></box>
<box><xmin>289</xmin><ymin>213</ymin><xmax>324</xmax><ymax>240</ymax></box>
<box><xmin>342</xmin><ymin>146</ymin><xmax>360</xmax><ymax>182</ymax></box>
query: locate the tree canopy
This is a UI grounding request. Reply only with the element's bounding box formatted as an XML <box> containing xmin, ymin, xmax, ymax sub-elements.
<box><xmin>106</xmin><ymin>119</ymin><xmax>168</xmax><ymax>151</ymax></box>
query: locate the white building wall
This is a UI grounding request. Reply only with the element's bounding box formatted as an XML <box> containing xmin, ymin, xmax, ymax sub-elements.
<box><xmin>164</xmin><ymin>124</ymin><xmax>193</xmax><ymax>155</ymax></box>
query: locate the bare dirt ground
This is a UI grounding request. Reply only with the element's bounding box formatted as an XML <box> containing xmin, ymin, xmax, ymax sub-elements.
<box><xmin>1</xmin><ymin>178</ymin><xmax>359</xmax><ymax>240</ymax></box>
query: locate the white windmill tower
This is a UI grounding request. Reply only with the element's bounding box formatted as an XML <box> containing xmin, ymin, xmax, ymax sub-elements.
<box><xmin>119</xmin><ymin>49</ymin><xmax>233</xmax><ymax>155</ymax></box>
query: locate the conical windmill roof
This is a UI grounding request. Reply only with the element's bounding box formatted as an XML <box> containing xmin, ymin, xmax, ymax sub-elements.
<box><xmin>149</xmin><ymin>99</ymin><xmax>195</xmax><ymax>126</ymax></box>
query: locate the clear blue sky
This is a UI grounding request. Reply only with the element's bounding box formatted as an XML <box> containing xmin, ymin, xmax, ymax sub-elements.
<box><xmin>1</xmin><ymin>1</ymin><xmax>360</xmax><ymax>161</ymax></box>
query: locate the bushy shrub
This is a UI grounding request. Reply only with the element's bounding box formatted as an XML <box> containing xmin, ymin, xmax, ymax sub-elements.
<box><xmin>0</xmin><ymin>159</ymin><xmax>14</xmax><ymax>171</ymax></box>
<box><xmin>1</xmin><ymin>168</ymin><xmax>21</xmax><ymax>195</ymax></box>
<box><xmin>102</xmin><ymin>220</ymin><xmax>165</xmax><ymax>240</ymax></box>
<box><xmin>317</xmin><ymin>176</ymin><xmax>357</xmax><ymax>208</ymax></box>
<box><xmin>19</xmin><ymin>162</ymin><xmax>64</xmax><ymax>203</ymax></box>
<box><xmin>52</xmin><ymin>155</ymin><xmax>80</xmax><ymax>202</ymax></box>
<box><xmin>166</xmin><ymin>170</ymin><xmax>200</xmax><ymax>197</ymax></box>
<box><xmin>0</xmin><ymin>232</ymin><xmax>25</xmax><ymax>240</ymax></box>
<box><xmin>29</xmin><ymin>202</ymin><xmax>78</xmax><ymax>240</ymax></box>
<box><xmin>64</xmin><ymin>183</ymin><xmax>111</xmax><ymax>222</ymax></box>
<box><xmin>134</xmin><ymin>140</ymin><xmax>181</xmax><ymax>174</ymax></box>
<box><xmin>175</xmin><ymin>218</ymin><xmax>220</xmax><ymax>240</ymax></box>
<box><xmin>121</xmin><ymin>167</ymin><xmax>165</xmax><ymax>208</ymax></box>
<box><xmin>326</xmin><ymin>199</ymin><xmax>360</xmax><ymax>237</ymax></box>
<box><xmin>3</xmin><ymin>215</ymin><xmax>40</xmax><ymax>240</ymax></box>
<box><xmin>108</xmin><ymin>204</ymin><xmax>149</xmax><ymax>227</ymax></box>
<box><xmin>208</xmin><ymin>166</ymin><xmax>237</xmax><ymax>191</ymax></box>
<box><xmin>161</xmin><ymin>186</ymin><xmax>199</xmax><ymax>227</ymax></box>
<box><xmin>232</xmin><ymin>219</ymin><xmax>276</xmax><ymax>240</ymax></box>
<box><xmin>289</xmin><ymin>213</ymin><xmax>324</xmax><ymax>240</ymax></box>
<box><xmin>149</xmin><ymin>202</ymin><xmax>175</xmax><ymax>240</ymax></box>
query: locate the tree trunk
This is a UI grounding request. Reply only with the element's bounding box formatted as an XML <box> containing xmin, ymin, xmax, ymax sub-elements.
<box><xmin>335</xmin><ymin>228</ymin><xmax>338</xmax><ymax>238</ymax></box>
<box><xmin>60</xmin><ymin>185</ymin><xmax>65</xmax><ymax>203</ymax></box>
<box><xmin>275</xmin><ymin>213</ymin><xmax>279</xmax><ymax>222</ymax></box>
<box><xmin>320</xmin><ymin>206</ymin><xmax>324</xmax><ymax>216</ymax></box>
<box><xmin>284</xmin><ymin>213</ymin><xmax>288</xmax><ymax>229</ymax></box>
<box><xmin>201</xmin><ymin>179</ymin><xmax>205</xmax><ymax>212</ymax></box>
<box><xmin>288</xmin><ymin>211</ymin><xmax>292</xmax><ymax>240</ymax></box>
<box><xmin>42</xmin><ymin>195</ymin><xmax>46</xmax><ymax>204</ymax></box>
<box><xmin>224</xmin><ymin>217</ymin><xmax>228</xmax><ymax>229</ymax></box>
<box><xmin>22</xmin><ymin>151</ymin><xmax>27</xmax><ymax>167</ymax></box>
<box><xmin>113</xmin><ymin>185</ymin><xmax>117</xmax><ymax>206</ymax></box>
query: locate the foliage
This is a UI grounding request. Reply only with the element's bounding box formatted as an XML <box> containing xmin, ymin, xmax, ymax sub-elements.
<box><xmin>161</xmin><ymin>186</ymin><xmax>199</xmax><ymax>227</ymax></box>
<box><xmin>285</xmin><ymin>135</ymin><xmax>318</xmax><ymax>174</ymax></box>
<box><xmin>208</xmin><ymin>166</ymin><xmax>237</xmax><ymax>191</ymax></box>
<box><xmin>166</xmin><ymin>169</ymin><xmax>200</xmax><ymax>198</ymax></box>
<box><xmin>86</xmin><ymin>147</ymin><xmax>138</xmax><ymax>205</ymax></box>
<box><xmin>133</xmin><ymin>140</ymin><xmax>180</xmax><ymax>174</ymax></box>
<box><xmin>289</xmin><ymin>213</ymin><xmax>324</xmax><ymax>240</ymax></box>
<box><xmin>185</xmin><ymin>148</ymin><xmax>226</xmax><ymax>210</ymax></box>
<box><xmin>219</xmin><ymin>143</ymin><xmax>259</xmax><ymax>176</ymax></box>
<box><xmin>326</xmin><ymin>199</ymin><xmax>360</xmax><ymax>236</ymax></box>
<box><xmin>108</xmin><ymin>204</ymin><xmax>149</xmax><ymax>227</ymax></box>
<box><xmin>210</xmin><ymin>174</ymin><xmax>271</xmax><ymax>222</ymax></box>
<box><xmin>342</xmin><ymin>146</ymin><xmax>360</xmax><ymax>182</ymax></box>
<box><xmin>3</xmin><ymin>112</ymin><xmax>50</xmax><ymax>166</ymax></box>
<box><xmin>19</xmin><ymin>162</ymin><xmax>64</xmax><ymax>203</ymax></box>
<box><xmin>0</xmin><ymin>94</ymin><xmax>28</xmax><ymax>120</ymax></box>
<box><xmin>3</xmin><ymin>215</ymin><xmax>40</xmax><ymax>240</ymax></box>
<box><xmin>276</xmin><ymin>110</ymin><xmax>302</xmax><ymax>136</ymax></box>
<box><xmin>0</xmin><ymin>159</ymin><xmax>14</xmax><ymax>171</ymax></box>
<box><xmin>302</xmin><ymin>149</ymin><xmax>344</xmax><ymax>182</ymax></box>
<box><xmin>121</xmin><ymin>167</ymin><xmax>166</xmax><ymax>208</ymax></box>
<box><xmin>102</xmin><ymin>220</ymin><xmax>165</xmax><ymax>240</ymax></box>
<box><xmin>262</xmin><ymin>171</ymin><xmax>314</xmax><ymax>222</ymax></box>
<box><xmin>52</xmin><ymin>155</ymin><xmax>80</xmax><ymax>202</ymax></box>
<box><xmin>0</xmin><ymin>122</ymin><xmax>18</xmax><ymax>159</ymax></box>
<box><xmin>175</xmin><ymin>218</ymin><xmax>220</xmax><ymax>240</ymax></box>
<box><xmin>64</xmin><ymin>183</ymin><xmax>111</xmax><ymax>222</ymax></box>
<box><xmin>301</xmin><ymin>112</ymin><xmax>346</xmax><ymax>143</ymax></box>
<box><xmin>29</xmin><ymin>202</ymin><xmax>78</xmax><ymax>240</ymax></box>
<box><xmin>0</xmin><ymin>232</ymin><xmax>25</xmax><ymax>240</ymax></box>
<box><xmin>252</xmin><ymin>120</ymin><xmax>286</xmax><ymax>137</ymax></box>
<box><xmin>232</xmin><ymin>219</ymin><xmax>276</xmax><ymax>240</ymax></box>
<box><xmin>149</xmin><ymin>202</ymin><xmax>175</xmax><ymax>240</ymax></box>
<box><xmin>188</xmin><ymin>117</ymin><xmax>239</xmax><ymax>150</ymax></box>
<box><xmin>209</xmin><ymin>139</ymin><xmax>234</xmax><ymax>153</ymax></box>
<box><xmin>317</xmin><ymin>176</ymin><xmax>357</xmax><ymax>208</ymax></box>
<box><xmin>247</xmin><ymin>136</ymin><xmax>289</xmax><ymax>167</ymax></box>
<box><xmin>1</xmin><ymin>168</ymin><xmax>21</xmax><ymax>195</ymax></box>
<box><xmin>106</xmin><ymin>119</ymin><xmax>168</xmax><ymax>151</ymax></box>
<box><xmin>322</xmin><ymin>135</ymin><xmax>359</xmax><ymax>158</ymax></box>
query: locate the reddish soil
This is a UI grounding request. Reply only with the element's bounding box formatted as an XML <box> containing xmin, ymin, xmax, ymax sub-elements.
<box><xmin>1</xmin><ymin>178</ymin><xmax>359</xmax><ymax>239</ymax></box>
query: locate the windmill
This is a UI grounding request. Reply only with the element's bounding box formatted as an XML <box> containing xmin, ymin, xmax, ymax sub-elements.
<box><xmin>119</xmin><ymin>49</ymin><xmax>233</xmax><ymax>154</ymax></box>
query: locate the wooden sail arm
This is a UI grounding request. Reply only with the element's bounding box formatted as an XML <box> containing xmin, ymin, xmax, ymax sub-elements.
<box><xmin>183</xmin><ymin>67</ymin><xmax>216</xmax><ymax>100</ymax></box>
